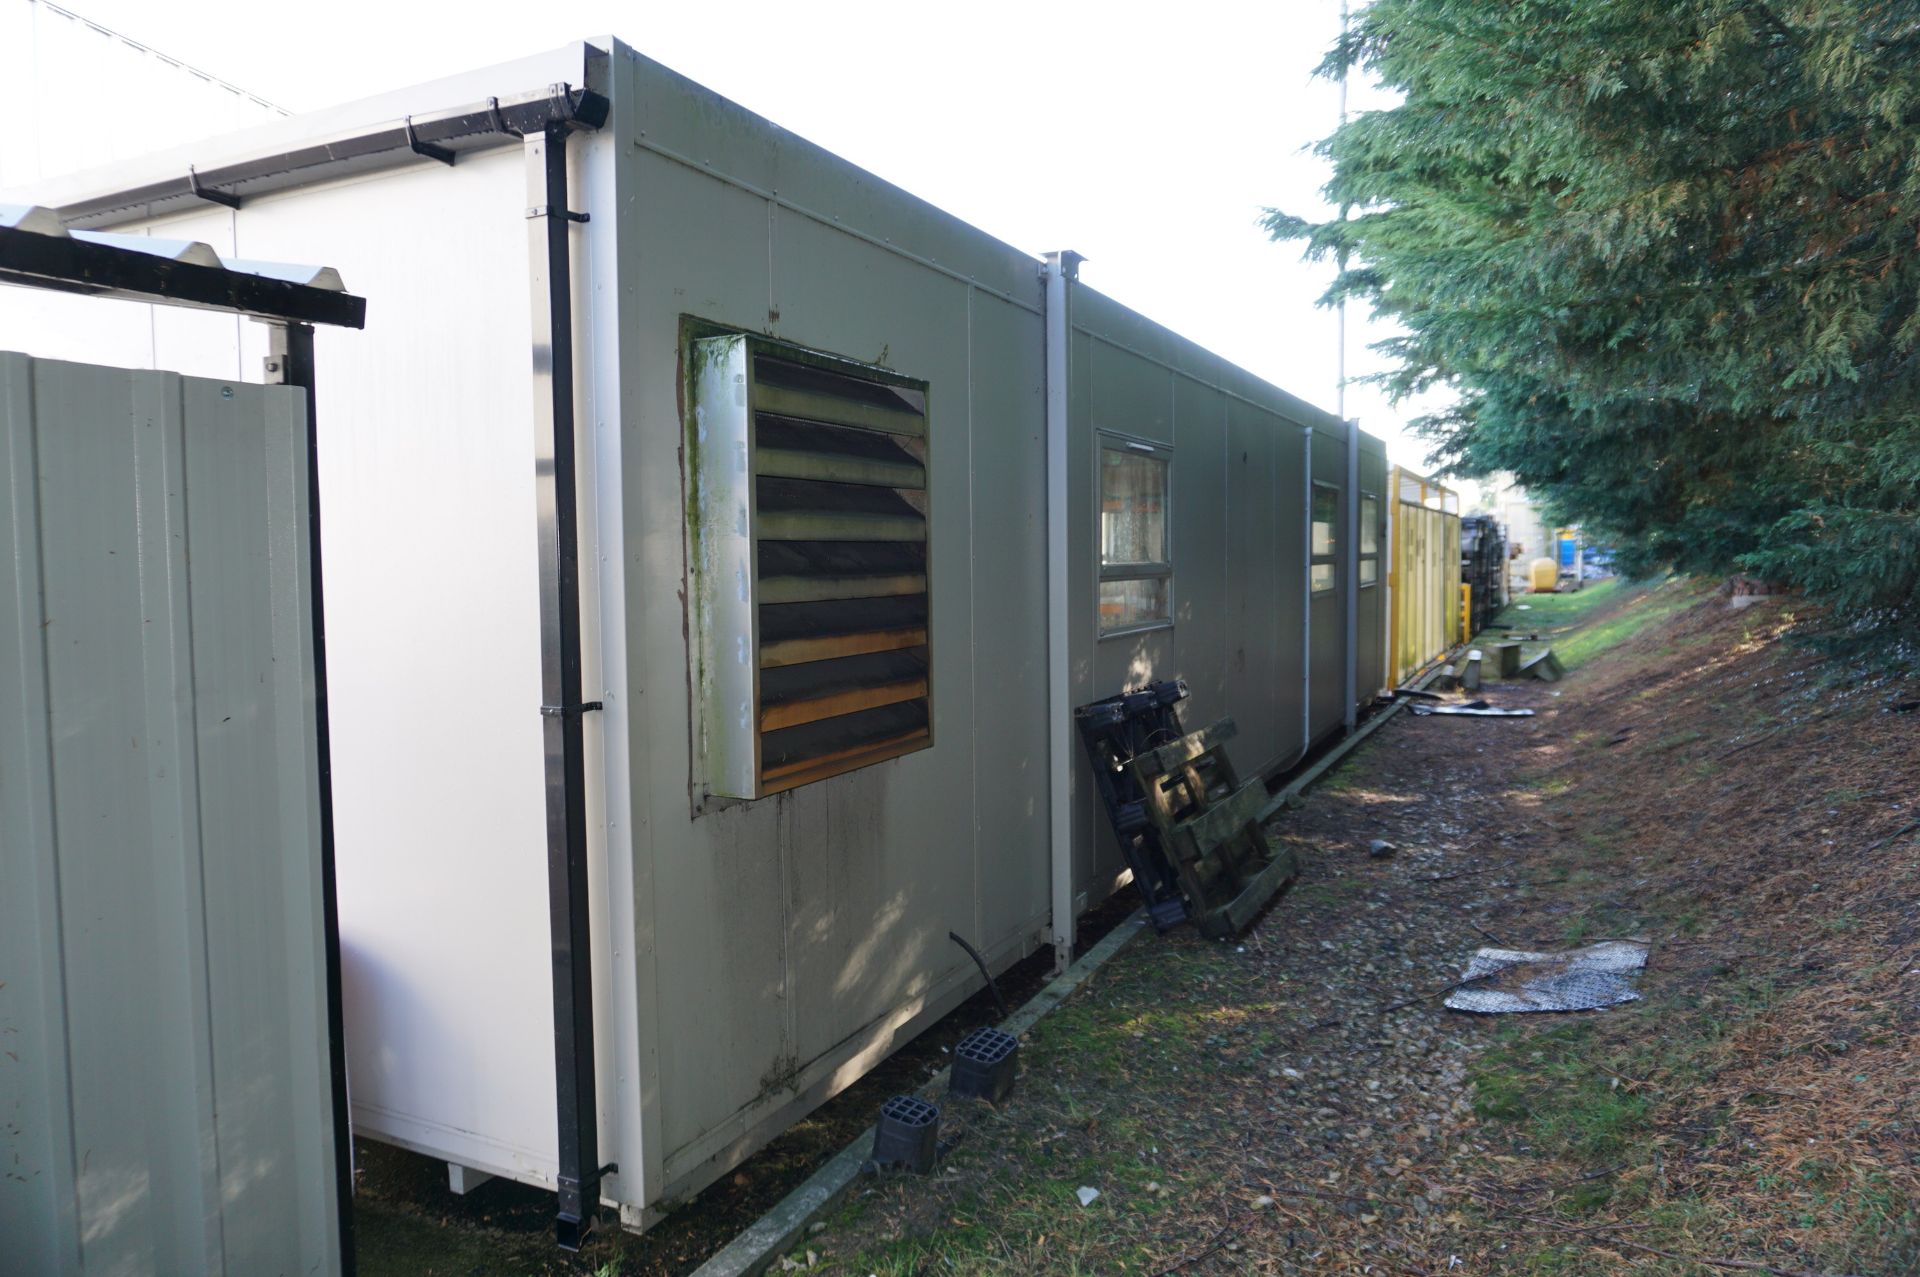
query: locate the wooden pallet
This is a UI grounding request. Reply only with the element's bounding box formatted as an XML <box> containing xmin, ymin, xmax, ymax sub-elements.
<box><xmin>1129</xmin><ymin>717</ymin><xmax>1298</xmax><ymax>938</ymax></box>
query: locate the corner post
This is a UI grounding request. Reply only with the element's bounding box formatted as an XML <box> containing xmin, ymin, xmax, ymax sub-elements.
<box><xmin>1042</xmin><ymin>250</ymin><xmax>1082</xmax><ymax>975</ymax></box>
<box><xmin>1301</xmin><ymin>425</ymin><xmax>1313</xmax><ymax>754</ymax></box>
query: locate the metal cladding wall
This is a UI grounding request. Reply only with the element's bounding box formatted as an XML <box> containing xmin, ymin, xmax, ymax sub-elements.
<box><xmin>1061</xmin><ymin>285</ymin><xmax>1361</xmax><ymax>901</ymax></box>
<box><xmin>0</xmin><ymin>353</ymin><xmax>339</xmax><ymax>1276</ymax></box>
<box><xmin>609</xmin><ymin>46</ymin><xmax>1053</xmax><ymax>1209</ymax></box>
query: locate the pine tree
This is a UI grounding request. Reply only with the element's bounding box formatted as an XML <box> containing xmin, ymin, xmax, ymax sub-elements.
<box><xmin>1274</xmin><ymin>0</ymin><xmax>1920</xmax><ymax>650</ymax></box>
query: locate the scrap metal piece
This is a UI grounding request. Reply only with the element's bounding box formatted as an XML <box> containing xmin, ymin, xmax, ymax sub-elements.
<box><xmin>1445</xmin><ymin>941</ymin><xmax>1649</xmax><ymax>1014</ymax></box>
<box><xmin>1409</xmin><ymin>701</ymin><xmax>1535</xmax><ymax>718</ymax></box>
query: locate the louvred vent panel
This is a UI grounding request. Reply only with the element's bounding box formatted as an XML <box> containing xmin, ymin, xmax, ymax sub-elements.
<box><xmin>686</xmin><ymin>336</ymin><xmax>932</xmax><ymax>799</ymax></box>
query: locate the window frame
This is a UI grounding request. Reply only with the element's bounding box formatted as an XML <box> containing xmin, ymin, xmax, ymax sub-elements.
<box><xmin>1310</xmin><ymin>480</ymin><xmax>1340</xmax><ymax>595</ymax></box>
<box><xmin>1096</xmin><ymin>432</ymin><xmax>1174</xmax><ymax>638</ymax></box>
<box><xmin>1359</xmin><ymin>490</ymin><xmax>1381</xmax><ymax>588</ymax></box>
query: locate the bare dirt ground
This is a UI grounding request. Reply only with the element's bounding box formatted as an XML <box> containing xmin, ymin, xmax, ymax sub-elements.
<box><xmin>798</xmin><ymin>579</ymin><xmax>1920</xmax><ymax>1275</ymax></box>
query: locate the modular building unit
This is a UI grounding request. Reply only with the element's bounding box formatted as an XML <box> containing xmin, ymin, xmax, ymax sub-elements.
<box><xmin>5</xmin><ymin>39</ymin><xmax>1388</xmax><ymax>1230</ymax></box>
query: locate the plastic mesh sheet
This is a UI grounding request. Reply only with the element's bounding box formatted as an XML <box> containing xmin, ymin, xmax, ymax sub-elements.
<box><xmin>1444</xmin><ymin>940</ymin><xmax>1649</xmax><ymax>1014</ymax></box>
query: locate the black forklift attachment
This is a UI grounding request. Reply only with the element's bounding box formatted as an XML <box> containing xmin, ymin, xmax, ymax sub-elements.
<box><xmin>1075</xmin><ymin>680</ymin><xmax>1199</xmax><ymax>931</ymax></box>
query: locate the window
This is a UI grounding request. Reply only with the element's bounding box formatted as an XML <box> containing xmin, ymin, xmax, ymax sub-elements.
<box><xmin>1310</xmin><ymin>482</ymin><xmax>1338</xmax><ymax>593</ymax></box>
<box><xmin>684</xmin><ymin>333</ymin><xmax>932</xmax><ymax>800</ymax></box>
<box><xmin>1360</xmin><ymin>492</ymin><xmax>1380</xmax><ymax>586</ymax></box>
<box><xmin>1098</xmin><ymin>439</ymin><xmax>1171</xmax><ymax>633</ymax></box>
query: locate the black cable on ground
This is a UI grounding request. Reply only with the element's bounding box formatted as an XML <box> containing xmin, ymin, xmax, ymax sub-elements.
<box><xmin>947</xmin><ymin>931</ymin><xmax>1009</xmax><ymax>1020</ymax></box>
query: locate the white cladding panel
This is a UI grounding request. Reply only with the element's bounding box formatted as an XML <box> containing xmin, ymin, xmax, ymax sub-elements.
<box><xmin>228</xmin><ymin>151</ymin><xmax>565</xmax><ymax>1180</ymax></box>
<box><xmin>0</xmin><ymin>352</ymin><xmax>337</xmax><ymax>1276</ymax></box>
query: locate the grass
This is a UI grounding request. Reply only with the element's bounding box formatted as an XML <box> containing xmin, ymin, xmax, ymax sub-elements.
<box><xmin>800</xmin><ymin>944</ymin><xmax>1250</xmax><ymax>1274</ymax></box>
<box><xmin>1539</xmin><ymin>577</ymin><xmax>1696</xmax><ymax>671</ymax></box>
<box><xmin>1470</xmin><ymin>1023</ymin><xmax>1654</xmax><ymax>1165</ymax></box>
<box><xmin>1473</xmin><ymin>575</ymin><xmax>1699</xmax><ymax>675</ymax></box>
<box><xmin>1495</xmin><ymin>575</ymin><xmax>1625</xmax><ymax>629</ymax></box>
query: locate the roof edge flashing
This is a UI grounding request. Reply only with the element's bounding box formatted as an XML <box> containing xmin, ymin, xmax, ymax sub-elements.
<box><xmin>13</xmin><ymin>40</ymin><xmax>611</xmax><ymax>229</ymax></box>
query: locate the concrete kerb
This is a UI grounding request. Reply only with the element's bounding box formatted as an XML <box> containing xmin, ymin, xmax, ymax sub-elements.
<box><xmin>688</xmin><ymin>909</ymin><xmax>1150</xmax><ymax>1277</ymax></box>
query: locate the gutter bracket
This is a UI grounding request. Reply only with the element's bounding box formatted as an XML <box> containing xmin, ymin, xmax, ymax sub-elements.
<box><xmin>486</xmin><ymin>96</ymin><xmax>518</xmax><ymax>139</ymax></box>
<box><xmin>403</xmin><ymin>116</ymin><xmax>457</xmax><ymax>166</ymax></box>
<box><xmin>187</xmin><ymin>166</ymin><xmax>241</xmax><ymax>210</ymax></box>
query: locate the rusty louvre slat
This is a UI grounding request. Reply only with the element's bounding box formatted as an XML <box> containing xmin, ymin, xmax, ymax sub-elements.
<box><xmin>759</xmin><ymin>627</ymin><xmax>927</xmax><ymax>669</ymax></box>
<box><xmin>758</xmin><ymin>727</ymin><xmax>932</xmax><ymax>794</ymax></box>
<box><xmin>757</xmin><ymin>572</ymin><xmax>927</xmax><ymax>605</ymax></box>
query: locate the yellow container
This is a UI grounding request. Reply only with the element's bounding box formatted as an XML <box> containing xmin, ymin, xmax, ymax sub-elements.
<box><xmin>1529</xmin><ymin>557</ymin><xmax>1559</xmax><ymax>593</ymax></box>
<box><xmin>1386</xmin><ymin>467</ymin><xmax>1463</xmax><ymax>685</ymax></box>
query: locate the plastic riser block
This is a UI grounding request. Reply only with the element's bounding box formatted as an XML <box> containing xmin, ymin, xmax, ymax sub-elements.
<box><xmin>949</xmin><ymin>1028</ymin><xmax>1019</xmax><ymax>1103</ymax></box>
<box><xmin>871</xmin><ymin>1094</ymin><xmax>940</xmax><ymax>1173</ymax></box>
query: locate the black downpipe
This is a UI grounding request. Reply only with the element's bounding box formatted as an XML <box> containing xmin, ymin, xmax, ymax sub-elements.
<box><xmin>271</xmin><ymin>323</ymin><xmax>358</xmax><ymax>1276</ymax></box>
<box><xmin>525</xmin><ymin>119</ymin><xmax>611</xmax><ymax>1250</ymax></box>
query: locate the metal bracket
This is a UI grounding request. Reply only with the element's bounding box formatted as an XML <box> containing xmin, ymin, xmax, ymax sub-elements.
<box><xmin>525</xmin><ymin>206</ymin><xmax>590</xmax><ymax>223</ymax></box>
<box><xmin>403</xmin><ymin>116</ymin><xmax>457</xmax><ymax>166</ymax></box>
<box><xmin>187</xmin><ymin>166</ymin><xmax>241</xmax><ymax>209</ymax></box>
<box><xmin>540</xmin><ymin>701</ymin><xmax>603</xmax><ymax>718</ymax></box>
<box><xmin>485</xmin><ymin>95</ymin><xmax>517</xmax><ymax>139</ymax></box>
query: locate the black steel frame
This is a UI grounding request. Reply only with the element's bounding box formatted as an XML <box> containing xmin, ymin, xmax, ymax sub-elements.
<box><xmin>0</xmin><ymin>224</ymin><xmax>366</xmax><ymax>328</ymax></box>
<box><xmin>265</xmin><ymin>324</ymin><xmax>359</xmax><ymax>1277</ymax></box>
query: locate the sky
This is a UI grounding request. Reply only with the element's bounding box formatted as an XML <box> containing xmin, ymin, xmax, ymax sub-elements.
<box><xmin>6</xmin><ymin>0</ymin><xmax>1449</xmax><ymax>469</ymax></box>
